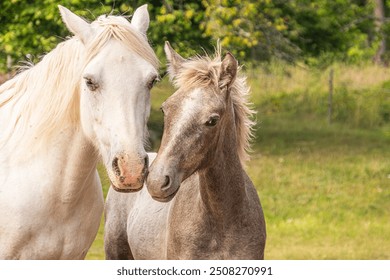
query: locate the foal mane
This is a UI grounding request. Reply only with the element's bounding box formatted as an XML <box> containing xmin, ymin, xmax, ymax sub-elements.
<box><xmin>0</xmin><ymin>13</ymin><xmax>158</xmax><ymax>154</ymax></box>
<box><xmin>171</xmin><ymin>49</ymin><xmax>256</xmax><ymax>165</ymax></box>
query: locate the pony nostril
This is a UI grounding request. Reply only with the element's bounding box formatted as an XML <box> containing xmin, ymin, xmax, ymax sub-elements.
<box><xmin>141</xmin><ymin>156</ymin><xmax>149</xmax><ymax>178</ymax></box>
<box><xmin>112</xmin><ymin>157</ymin><xmax>120</xmax><ymax>176</ymax></box>
<box><xmin>144</xmin><ymin>156</ymin><xmax>149</xmax><ymax>167</ymax></box>
<box><xmin>163</xmin><ymin>175</ymin><xmax>170</xmax><ymax>188</ymax></box>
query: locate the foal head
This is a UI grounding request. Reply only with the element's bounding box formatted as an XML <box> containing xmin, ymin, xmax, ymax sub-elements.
<box><xmin>147</xmin><ymin>42</ymin><xmax>254</xmax><ymax>202</ymax></box>
<box><xmin>60</xmin><ymin>5</ymin><xmax>159</xmax><ymax>192</ymax></box>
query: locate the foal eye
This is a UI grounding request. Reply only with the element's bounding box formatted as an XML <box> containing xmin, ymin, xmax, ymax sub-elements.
<box><xmin>160</xmin><ymin>102</ymin><xmax>166</xmax><ymax>115</ymax></box>
<box><xmin>205</xmin><ymin>114</ymin><xmax>220</xmax><ymax>127</ymax></box>
<box><xmin>84</xmin><ymin>77</ymin><xmax>99</xmax><ymax>91</ymax></box>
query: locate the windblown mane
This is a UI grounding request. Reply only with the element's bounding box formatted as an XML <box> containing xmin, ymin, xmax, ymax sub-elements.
<box><xmin>0</xmin><ymin>13</ymin><xmax>158</xmax><ymax>155</ymax></box>
<box><xmin>169</xmin><ymin>48</ymin><xmax>256</xmax><ymax>165</ymax></box>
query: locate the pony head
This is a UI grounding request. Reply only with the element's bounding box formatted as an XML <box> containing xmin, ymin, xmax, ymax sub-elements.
<box><xmin>59</xmin><ymin>5</ymin><xmax>159</xmax><ymax>192</ymax></box>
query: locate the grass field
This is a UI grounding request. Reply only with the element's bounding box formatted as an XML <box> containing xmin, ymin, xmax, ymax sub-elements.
<box><xmin>86</xmin><ymin>63</ymin><xmax>390</xmax><ymax>259</ymax></box>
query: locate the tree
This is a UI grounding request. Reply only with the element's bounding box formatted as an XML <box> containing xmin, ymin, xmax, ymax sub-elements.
<box><xmin>148</xmin><ymin>0</ymin><xmax>211</xmax><ymax>62</ymax></box>
<box><xmin>201</xmin><ymin>0</ymin><xmax>375</xmax><ymax>65</ymax></box>
<box><xmin>288</xmin><ymin>0</ymin><xmax>374</xmax><ymax>64</ymax></box>
<box><xmin>0</xmin><ymin>0</ymin><xmax>116</xmax><ymax>71</ymax></box>
<box><xmin>201</xmin><ymin>0</ymin><xmax>300</xmax><ymax>63</ymax></box>
<box><xmin>0</xmin><ymin>0</ymin><xmax>385</xmax><ymax>72</ymax></box>
<box><xmin>0</xmin><ymin>0</ymin><xmax>209</xmax><ymax>72</ymax></box>
<box><xmin>373</xmin><ymin>0</ymin><xmax>386</xmax><ymax>64</ymax></box>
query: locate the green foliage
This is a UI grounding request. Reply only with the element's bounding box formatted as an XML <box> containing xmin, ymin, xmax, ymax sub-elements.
<box><xmin>0</xmin><ymin>0</ymin><xmax>114</xmax><ymax>71</ymax></box>
<box><xmin>0</xmin><ymin>0</ymin><xmax>385</xmax><ymax>72</ymax></box>
<box><xmin>150</xmin><ymin>1</ymin><xmax>212</xmax><ymax>62</ymax></box>
<box><xmin>0</xmin><ymin>0</ymin><xmax>63</xmax><ymax>69</ymax></box>
<box><xmin>0</xmin><ymin>0</ymin><xmax>211</xmax><ymax>72</ymax></box>
<box><xmin>290</xmin><ymin>1</ymin><xmax>370</xmax><ymax>53</ymax></box>
<box><xmin>202</xmin><ymin>0</ymin><xmax>300</xmax><ymax>63</ymax></box>
<box><xmin>200</xmin><ymin>0</ymin><xmax>376</xmax><ymax>65</ymax></box>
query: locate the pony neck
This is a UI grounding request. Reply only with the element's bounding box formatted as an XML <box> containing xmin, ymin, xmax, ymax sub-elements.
<box><xmin>198</xmin><ymin>96</ymin><xmax>246</xmax><ymax>218</ymax></box>
<box><xmin>53</xmin><ymin>128</ymin><xmax>100</xmax><ymax>204</ymax></box>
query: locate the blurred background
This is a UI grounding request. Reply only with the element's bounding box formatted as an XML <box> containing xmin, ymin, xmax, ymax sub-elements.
<box><xmin>0</xmin><ymin>0</ymin><xmax>389</xmax><ymax>259</ymax></box>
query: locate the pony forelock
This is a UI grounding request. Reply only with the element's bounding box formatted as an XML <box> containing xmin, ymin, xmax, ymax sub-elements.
<box><xmin>171</xmin><ymin>47</ymin><xmax>256</xmax><ymax>165</ymax></box>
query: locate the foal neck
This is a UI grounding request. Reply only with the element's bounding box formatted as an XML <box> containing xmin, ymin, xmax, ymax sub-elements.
<box><xmin>198</xmin><ymin>98</ymin><xmax>246</xmax><ymax>218</ymax></box>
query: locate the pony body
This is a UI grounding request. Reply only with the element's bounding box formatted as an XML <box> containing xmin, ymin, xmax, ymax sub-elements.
<box><xmin>0</xmin><ymin>5</ymin><xmax>158</xmax><ymax>259</ymax></box>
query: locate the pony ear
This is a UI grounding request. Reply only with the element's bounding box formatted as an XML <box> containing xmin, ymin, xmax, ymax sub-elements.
<box><xmin>58</xmin><ymin>5</ymin><xmax>92</xmax><ymax>44</ymax></box>
<box><xmin>219</xmin><ymin>52</ymin><xmax>238</xmax><ymax>89</ymax></box>
<box><xmin>131</xmin><ymin>4</ymin><xmax>150</xmax><ymax>35</ymax></box>
<box><xmin>164</xmin><ymin>41</ymin><xmax>185</xmax><ymax>78</ymax></box>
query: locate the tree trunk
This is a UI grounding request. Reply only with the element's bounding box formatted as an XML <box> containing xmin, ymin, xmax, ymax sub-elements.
<box><xmin>373</xmin><ymin>0</ymin><xmax>386</xmax><ymax>65</ymax></box>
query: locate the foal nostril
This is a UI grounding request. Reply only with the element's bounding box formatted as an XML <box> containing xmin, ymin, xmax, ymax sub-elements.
<box><xmin>112</xmin><ymin>157</ymin><xmax>120</xmax><ymax>176</ymax></box>
<box><xmin>162</xmin><ymin>175</ymin><xmax>170</xmax><ymax>189</ymax></box>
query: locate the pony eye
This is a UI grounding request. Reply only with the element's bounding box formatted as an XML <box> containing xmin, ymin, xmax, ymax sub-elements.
<box><xmin>205</xmin><ymin>114</ymin><xmax>220</xmax><ymax>126</ymax></box>
<box><xmin>147</xmin><ymin>76</ymin><xmax>159</xmax><ymax>90</ymax></box>
<box><xmin>84</xmin><ymin>77</ymin><xmax>99</xmax><ymax>91</ymax></box>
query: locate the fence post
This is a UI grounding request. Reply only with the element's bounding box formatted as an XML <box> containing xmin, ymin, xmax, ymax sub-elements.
<box><xmin>328</xmin><ymin>68</ymin><xmax>334</xmax><ymax>124</ymax></box>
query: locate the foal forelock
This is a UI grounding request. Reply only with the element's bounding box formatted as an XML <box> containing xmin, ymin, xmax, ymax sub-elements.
<box><xmin>170</xmin><ymin>52</ymin><xmax>255</xmax><ymax>165</ymax></box>
<box><xmin>0</xmin><ymin>13</ymin><xmax>158</xmax><ymax>156</ymax></box>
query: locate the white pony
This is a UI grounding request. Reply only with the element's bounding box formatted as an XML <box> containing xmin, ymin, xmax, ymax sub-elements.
<box><xmin>0</xmin><ymin>5</ymin><xmax>158</xmax><ymax>259</ymax></box>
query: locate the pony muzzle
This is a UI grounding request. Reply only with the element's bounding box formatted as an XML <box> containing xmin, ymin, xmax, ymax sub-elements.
<box><xmin>110</xmin><ymin>154</ymin><xmax>148</xmax><ymax>193</ymax></box>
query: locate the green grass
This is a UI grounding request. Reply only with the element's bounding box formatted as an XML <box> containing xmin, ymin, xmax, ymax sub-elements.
<box><xmin>249</xmin><ymin>117</ymin><xmax>390</xmax><ymax>259</ymax></box>
<box><xmin>86</xmin><ymin>64</ymin><xmax>390</xmax><ymax>260</ymax></box>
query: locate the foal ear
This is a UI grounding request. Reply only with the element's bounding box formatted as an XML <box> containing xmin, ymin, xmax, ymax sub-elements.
<box><xmin>164</xmin><ymin>41</ymin><xmax>185</xmax><ymax>79</ymax></box>
<box><xmin>58</xmin><ymin>5</ymin><xmax>92</xmax><ymax>44</ymax></box>
<box><xmin>131</xmin><ymin>4</ymin><xmax>150</xmax><ymax>35</ymax></box>
<box><xmin>219</xmin><ymin>52</ymin><xmax>238</xmax><ymax>89</ymax></box>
